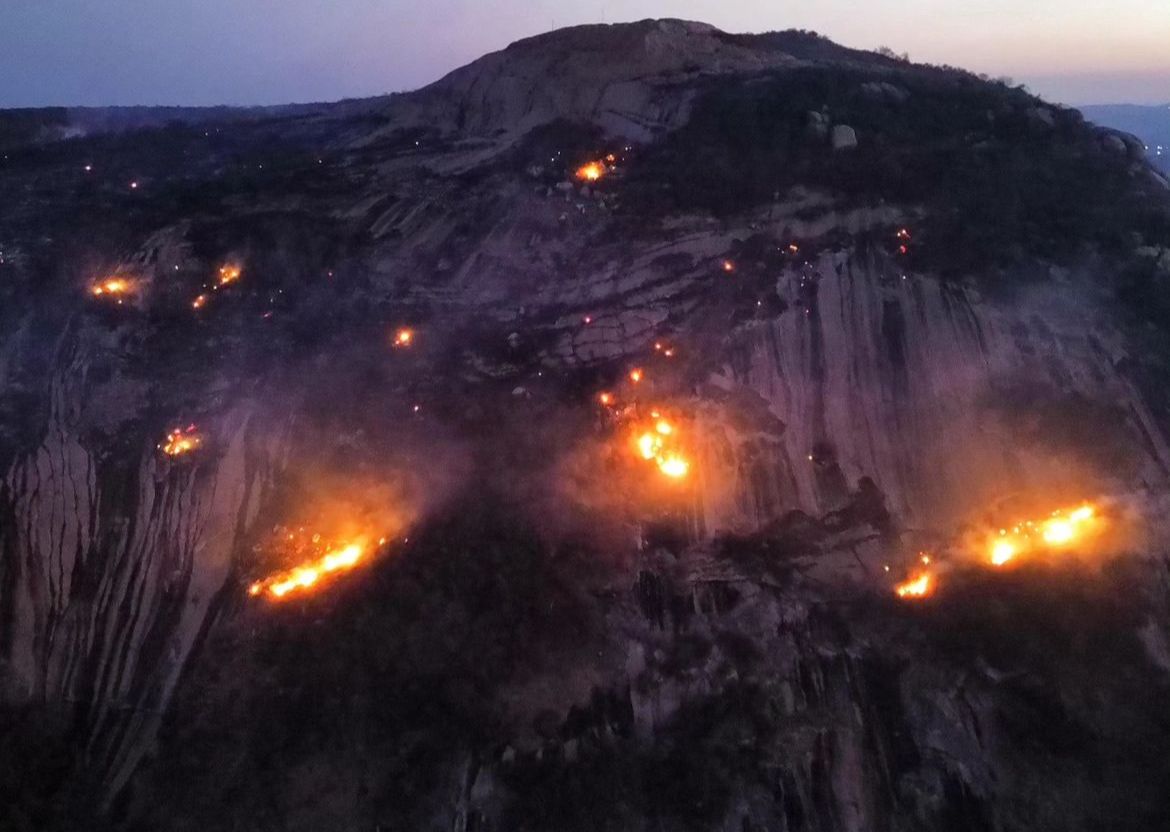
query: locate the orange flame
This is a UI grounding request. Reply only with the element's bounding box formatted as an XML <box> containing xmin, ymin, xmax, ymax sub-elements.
<box><xmin>722</xmin><ymin>260</ymin><xmax>735</xmax><ymax>273</ymax></box>
<box><xmin>633</xmin><ymin>414</ymin><xmax>690</xmax><ymax>480</ymax></box>
<box><xmin>160</xmin><ymin>425</ymin><xmax>203</xmax><ymax>457</ymax></box>
<box><xmin>628</xmin><ymin>368</ymin><xmax>643</xmax><ymax>383</ymax></box>
<box><xmin>986</xmin><ymin>503</ymin><xmax>1098</xmax><ymax>567</ymax></box>
<box><xmin>217</xmin><ymin>264</ymin><xmax>242</xmax><ymax>286</ymax></box>
<box><xmin>598</xmin><ymin>391</ymin><xmax>615</xmax><ymax>407</ymax></box>
<box><xmin>575</xmin><ymin>162</ymin><xmax>605</xmax><ymax>182</ymax></box>
<box><xmin>90</xmin><ymin>276</ymin><xmax>135</xmax><ymax>298</ymax></box>
<box><xmin>895</xmin><ymin>572</ymin><xmax>934</xmax><ymax>599</ymax></box>
<box><xmin>248</xmin><ymin>536</ymin><xmax>374</xmax><ymax>601</ymax></box>
<box><xmin>192</xmin><ymin>293</ymin><xmax>208</xmax><ymax>310</ymax></box>
<box><xmin>393</xmin><ymin>328</ymin><xmax>414</xmax><ymax>348</ymax></box>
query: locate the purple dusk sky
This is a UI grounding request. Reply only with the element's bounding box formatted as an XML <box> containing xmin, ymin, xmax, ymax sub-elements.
<box><xmin>1</xmin><ymin>1</ymin><xmax>1167</xmax><ymax>108</ymax></box>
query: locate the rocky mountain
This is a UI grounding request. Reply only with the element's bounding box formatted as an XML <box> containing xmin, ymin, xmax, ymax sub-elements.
<box><xmin>1080</xmin><ymin>103</ymin><xmax>1170</xmax><ymax>174</ymax></box>
<box><xmin>2</xmin><ymin>18</ymin><xmax>1170</xmax><ymax>832</ymax></box>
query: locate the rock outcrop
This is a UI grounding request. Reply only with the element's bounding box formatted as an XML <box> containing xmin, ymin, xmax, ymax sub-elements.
<box><xmin>830</xmin><ymin>124</ymin><xmax>858</xmax><ymax>150</ymax></box>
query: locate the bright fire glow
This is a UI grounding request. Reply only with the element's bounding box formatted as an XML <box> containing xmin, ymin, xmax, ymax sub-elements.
<box><xmin>629</xmin><ymin>368</ymin><xmax>643</xmax><ymax>383</ymax></box>
<box><xmin>192</xmin><ymin>293</ymin><xmax>208</xmax><ymax>310</ymax></box>
<box><xmin>248</xmin><ymin>532</ymin><xmax>378</xmax><ymax>601</ymax></box>
<box><xmin>633</xmin><ymin>413</ymin><xmax>690</xmax><ymax>480</ymax></box>
<box><xmin>575</xmin><ymin>162</ymin><xmax>605</xmax><ymax>182</ymax></box>
<box><xmin>895</xmin><ymin>572</ymin><xmax>933</xmax><ymax>599</ymax></box>
<box><xmin>986</xmin><ymin>503</ymin><xmax>1098</xmax><ymax>567</ymax></box>
<box><xmin>722</xmin><ymin>260</ymin><xmax>735</xmax><ymax>273</ymax></box>
<box><xmin>991</xmin><ymin>539</ymin><xmax>1016</xmax><ymax>566</ymax></box>
<box><xmin>598</xmin><ymin>391</ymin><xmax>615</xmax><ymax>407</ymax></box>
<box><xmin>217</xmin><ymin>264</ymin><xmax>242</xmax><ymax>286</ymax></box>
<box><xmin>90</xmin><ymin>277</ymin><xmax>135</xmax><ymax>298</ymax></box>
<box><xmin>160</xmin><ymin>425</ymin><xmax>203</xmax><ymax>457</ymax></box>
<box><xmin>393</xmin><ymin>328</ymin><xmax>414</xmax><ymax>348</ymax></box>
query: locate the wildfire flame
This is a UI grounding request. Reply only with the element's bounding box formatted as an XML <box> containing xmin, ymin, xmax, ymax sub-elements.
<box><xmin>895</xmin><ymin>572</ymin><xmax>934</xmax><ymax>599</ymax></box>
<box><xmin>986</xmin><ymin>503</ymin><xmax>1098</xmax><ymax>567</ymax></box>
<box><xmin>160</xmin><ymin>425</ymin><xmax>203</xmax><ymax>457</ymax></box>
<box><xmin>634</xmin><ymin>414</ymin><xmax>690</xmax><ymax>480</ymax></box>
<box><xmin>90</xmin><ymin>277</ymin><xmax>135</xmax><ymax>298</ymax></box>
<box><xmin>393</xmin><ymin>328</ymin><xmax>414</xmax><ymax>348</ymax></box>
<box><xmin>575</xmin><ymin>161</ymin><xmax>605</xmax><ymax>182</ymax></box>
<box><xmin>248</xmin><ymin>531</ymin><xmax>382</xmax><ymax>601</ymax></box>
<box><xmin>629</xmin><ymin>368</ymin><xmax>643</xmax><ymax>384</ymax></box>
<box><xmin>217</xmin><ymin>264</ymin><xmax>242</xmax><ymax>286</ymax></box>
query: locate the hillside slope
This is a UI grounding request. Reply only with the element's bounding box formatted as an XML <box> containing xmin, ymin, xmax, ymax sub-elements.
<box><xmin>2</xmin><ymin>20</ymin><xmax>1170</xmax><ymax>832</ymax></box>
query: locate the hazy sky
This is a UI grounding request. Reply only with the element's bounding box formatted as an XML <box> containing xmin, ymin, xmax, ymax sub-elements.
<box><xmin>0</xmin><ymin>0</ymin><xmax>1166</xmax><ymax>108</ymax></box>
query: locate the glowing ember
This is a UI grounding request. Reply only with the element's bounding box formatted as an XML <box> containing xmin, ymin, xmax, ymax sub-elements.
<box><xmin>895</xmin><ymin>572</ymin><xmax>934</xmax><ymax>599</ymax></box>
<box><xmin>160</xmin><ymin>425</ymin><xmax>203</xmax><ymax>457</ymax></box>
<box><xmin>986</xmin><ymin>503</ymin><xmax>1098</xmax><ymax>567</ymax></box>
<box><xmin>896</xmin><ymin>228</ymin><xmax>911</xmax><ymax>241</ymax></box>
<box><xmin>248</xmin><ymin>533</ymin><xmax>376</xmax><ymax>601</ymax></box>
<box><xmin>192</xmin><ymin>294</ymin><xmax>208</xmax><ymax>310</ymax></box>
<box><xmin>575</xmin><ymin>161</ymin><xmax>605</xmax><ymax>182</ymax></box>
<box><xmin>629</xmin><ymin>368</ymin><xmax>643</xmax><ymax>383</ymax></box>
<box><xmin>217</xmin><ymin>264</ymin><xmax>242</xmax><ymax>286</ymax></box>
<box><xmin>393</xmin><ymin>328</ymin><xmax>414</xmax><ymax>348</ymax></box>
<box><xmin>598</xmin><ymin>391</ymin><xmax>615</xmax><ymax>407</ymax></box>
<box><xmin>722</xmin><ymin>260</ymin><xmax>735</xmax><ymax>273</ymax></box>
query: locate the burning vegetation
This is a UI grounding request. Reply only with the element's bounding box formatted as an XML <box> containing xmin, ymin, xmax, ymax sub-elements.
<box><xmin>633</xmin><ymin>412</ymin><xmax>690</xmax><ymax>480</ymax></box>
<box><xmin>895</xmin><ymin>572</ymin><xmax>934</xmax><ymax>599</ymax></box>
<box><xmin>247</xmin><ymin>528</ymin><xmax>387</xmax><ymax>601</ymax></box>
<box><xmin>217</xmin><ymin>264</ymin><xmax>242</xmax><ymax>286</ymax></box>
<box><xmin>986</xmin><ymin>503</ymin><xmax>1099</xmax><ymax>567</ymax></box>
<box><xmin>575</xmin><ymin>161</ymin><xmax>606</xmax><ymax>182</ymax></box>
<box><xmin>893</xmin><ymin>501</ymin><xmax>1107</xmax><ymax>601</ymax></box>
<box><xmin>393</xmin><ymin>328</ymin><xmax>414</xmax><ymax>348</ymax></box>
<box><xmin>90</xmin><ymin>276</ymin><xmax>136</xmax><ymax>302</ymax></box>
<box><xmin>159</xmin><ymin>425</ymin><xmax>203</xmax><ymax>457</ymax></box>
<box><xmin>188</xmin><ymin>262</ymin><xmax>242</xmax><ymax>312</ymax></box>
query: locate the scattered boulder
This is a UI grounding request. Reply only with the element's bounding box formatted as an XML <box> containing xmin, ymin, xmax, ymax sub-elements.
<box><xmin>1102</xmin><ymin>134</ymin><xmax>1128</xmax><ymax>155</ymax></box>
<box><xmin>1109</xmin><ymin>130</ymin><xmax>1147</xmax><ymax>160</ymax></box>
<box><xmin>830</xmin><ymin>124</ymin><xmax>858</xmax><ymax>150</ymax></box>
<box><xmin>806</xmin><ymin>110</ymin><xmax>829</xmax><ymax>139</ymax></box>
<box><xmin>1027</xmin><ymin>106</ymin><xmax>1056</xmax><ymax>129</ymax></box>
